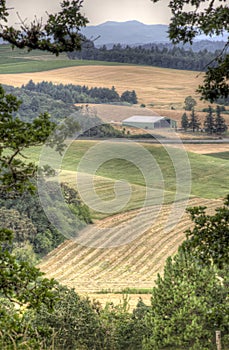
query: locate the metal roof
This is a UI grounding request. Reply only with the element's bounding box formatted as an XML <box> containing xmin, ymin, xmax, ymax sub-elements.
<box><xmin>122</xmin><ymin>115</ymin><xmax>165</xmax><ymax>123</ymax></box>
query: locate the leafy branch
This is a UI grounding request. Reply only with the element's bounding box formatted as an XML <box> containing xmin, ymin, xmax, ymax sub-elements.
<box><xmin>0</xmin><ymin>0</ymin><xmax>89</xmax><ymax>55</ymax></box>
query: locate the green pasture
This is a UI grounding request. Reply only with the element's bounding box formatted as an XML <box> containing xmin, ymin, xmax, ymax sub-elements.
<box><xmin>204</xmin><ymin>151</ymin><xmax>229</xmax><ymax>160</ymax></box>
<box><xmin>23</xmin><ymin>141</ymin><xmax>229</xmax><ymax>219</ymax></box>
<box><xmin>0</xmin><ymin>44</ymin><xmax>125</xmax><ymax>74</ymax></box>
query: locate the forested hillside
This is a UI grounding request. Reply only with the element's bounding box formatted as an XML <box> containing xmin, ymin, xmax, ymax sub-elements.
<box><xmin>68</xmin><ymin>41</ymin><xmax>223</xmax><ymax>71</ymax></box>
<box><xmin>2</xmin><ymin>81</ymin><xmax>138</xmax><ymax>123</ymax></box>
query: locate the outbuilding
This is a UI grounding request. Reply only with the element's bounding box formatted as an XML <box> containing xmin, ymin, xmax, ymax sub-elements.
<box><xmin>122</xmin><ymin>115</ymin><xmax>177</xmax><ymax>129</ymax></box>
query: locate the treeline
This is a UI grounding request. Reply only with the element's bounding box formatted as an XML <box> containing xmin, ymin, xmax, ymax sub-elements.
<box><xmin>22</xmin><ymin>80</ymin><xmax>138</xmax><ymax>104</ymax></box>
<box><xmin>181</xmin><ymin>105</ymin><xmax>228</xmax><ymax>133</ymax></box>
<box><xmin>68</xmin><ymin>41</ymin><xmax>222</xmax><ymax>71</ymax></box>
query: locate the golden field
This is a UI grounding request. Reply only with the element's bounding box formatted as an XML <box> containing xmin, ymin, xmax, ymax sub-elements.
<box><xmin>0</xmin><ymin>64</ymin><xmax>211</xmax><ymax>109</ymax></box>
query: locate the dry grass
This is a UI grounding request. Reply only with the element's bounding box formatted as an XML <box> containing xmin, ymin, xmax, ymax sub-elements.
<box><xmin>39</xmin><ymin>197</ymin><xmax>222</xmax><ymax>296</ymax></box>
<box><xmin>171</xmin><ymin>143</ymin><xmax>229</xmax><ymax>154</ymax></box>
<box><xmin>38</xmin><ymin>197</ymin><xmax>222</xmax><ymax>308</ymax></box>
<box><xmin>77</xmin><ymin>103</ymin><xmax>159</xmax><ymax>122</ymax></box>
<box><xmin>83</xmin><ymin>104</ymin><xmax>229</xmax><ymax>129</ymax></box>
<box><xmin>0</xmin><ymin>65</ymin><xmax>214</xmax><ymax>109</ymax></box>
<box><xmin>85</xmin><ymin>293</ymin><xmax>152</xmax><ymax>311</ymax></box>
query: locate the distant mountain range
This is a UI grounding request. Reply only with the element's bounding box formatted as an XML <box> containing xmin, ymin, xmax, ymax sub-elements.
<box><xmin>81</xmin><ymin>20</ymin><xmax>228</xmax><ymax>47</ymax></box>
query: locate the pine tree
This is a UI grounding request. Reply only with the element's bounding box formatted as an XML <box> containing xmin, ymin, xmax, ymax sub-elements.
<box><xmin>215</xmin><ymin>105</ymin><xmax>228</xmax><ymax>134</ymax></box>
<box><xmin>181</xmin><ymin>112</ymin><xmax>189</xmax><ymax>131</ymax></box>
<box><xmin>189</xmin><ymin>108</ymin><xmax>201</xmax><ymax>132</ymax></box>
<box><xmin>144</xmin><ymin>249</ymin><xmax>229</xmax><ymax>350</ymax></box>
<box><xmin>204</xmin><ymin>105</ymin><xmax>215</xmax><ymax>134</ymax></box>
<box><xmin>131</xmin><ymin>90</ymin><xmax>138</xmax><ymax>104</ymax></box>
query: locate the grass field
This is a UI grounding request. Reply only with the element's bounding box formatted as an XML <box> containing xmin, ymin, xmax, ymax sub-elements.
<box><xmin>0</xmin><ymin>44</ymin><xmax>126</xmax><ymax>74</ymax></box>
<box><xmin>30</xmin><ymin>140</ymin><xmax>229</xmax><ymax>222</ymax></box>
<box><xmin>61</xmin><ymin>141</ymin><xmax>229</xmax><ymax>198</ymax></box>
<box><xmin>0</xmin><ymin>65</ymin><xmax>207</xmax><ymax>109</ymax></box>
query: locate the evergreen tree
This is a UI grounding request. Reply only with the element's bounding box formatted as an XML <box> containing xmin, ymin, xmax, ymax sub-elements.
<box><xmin>215</xmin><ymin>105</ymin><xmax>228</xmax><ymax>134</ymax></box>
<box><xmin>181</xmin><ymin>112</ymin><xmax>189</xmax><ymax>131</ymax></box>
<box><xmin>144</xmin><ymin>249</ymin><xmax>229</xmax><ymax>350</ymax></box>
<box><xmin>189</xmin><ymin>108</ymin><xmax>201</xmax><ymax>132</ymax></box>
<box><xmin>183</xmin><ymin>195</ymin><xmax>229</xmax><ymax>269</ymax></box>
<box><xmin>204</xmin><ymin>105</ymin><xmax>215</xmax><ymax>134</ymax></box>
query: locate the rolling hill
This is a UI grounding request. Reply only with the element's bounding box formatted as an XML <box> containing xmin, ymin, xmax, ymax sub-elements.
<box><xmin>80</xmin><ymin>20</ymin><xmax>228</xmax><ymax>47</ymax></box>
<box><xmin>36</xmin><ymin>140</ymin><xmax>228</xmax><ymax>299</ymax></box>
<box><xmin>0</xmin><ymin>64</ymin><xmax>209</xmax><ymax>109</ymax></box>
<box><xmin>38</xmin><ymin>197</ymin><xmax>222</xmax><ymax>294</ymax></box>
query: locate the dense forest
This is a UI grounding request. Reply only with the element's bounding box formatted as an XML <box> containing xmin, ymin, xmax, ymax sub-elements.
<box><xmin>22</xmin><ymin>80</ymin><xmax>138</xmax><ymax>105</ymax></box>
<box><xmin>67</xmin><ymin>41</ymin><xmax>224</xmax><ymax>71</ymax></box>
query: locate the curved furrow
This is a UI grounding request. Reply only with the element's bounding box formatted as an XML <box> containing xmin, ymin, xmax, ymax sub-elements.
<box><xmin>39</xmin><ymin>198</ymin><xmax>223</xmax><ymax>290</ymax></box>
<box><xmin>49</xmin><ymin>202</ymin><xmax>189</xmax><ymax>282</ymax></box>
<box><xmin>44</xmin><ymin>245</ymin><xmax>98</xmax><ymax>279</ymax></box>
<box><xmin>97</xmin><ymin>222</ymin><xmax>182</xmax><ymax>281</ymax></box>
<box><xmin>54</xmin><ymin>205</ymin><xmax>170</xmax><ymax>280</ymax></box>
<box><xmin>39</xmin><ymin>240</ymin><xmax>77</xmax><ymax>271</ymax></box>
<box><xmin>56</xmin><ymin>228</ymin><xmax>159</xmax><ymax>282</ymax></box>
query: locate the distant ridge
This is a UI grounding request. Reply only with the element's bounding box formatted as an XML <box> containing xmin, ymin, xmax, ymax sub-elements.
<box><xmin>81</xmin><ymin>20</ymin><xmax>169</xmax><ymax>46</ymax></box>
<box><xmin>81</xmin><ymin>20</ymin><xmax>228</xmax><ymax>47</ymax></box>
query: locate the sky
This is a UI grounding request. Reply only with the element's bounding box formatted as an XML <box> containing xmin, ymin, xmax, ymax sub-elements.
<box><xmin>6</xmin><ymin>0</ymin><xmax>172</xmax><ymax>26</ymax></box>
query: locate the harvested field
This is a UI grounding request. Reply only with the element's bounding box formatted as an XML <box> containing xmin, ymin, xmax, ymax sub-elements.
<box><xmin>39</xmin><ymin>197</ymin><xmax>222</xmax><ymax>298</ymax></box>
<box><xmin>81</xmin><ymin>104</ymin><xmax>229</xmax><ymax>130</ymax></box>
<box><xmin>177</xmin><ymin>143</ymin><xmax>229</xmax><ymax>154</ymax></box>
<box><xmin>0</xmin><ymin>65</ymin><xmax>211</xmax><ymax>109</ymax></box>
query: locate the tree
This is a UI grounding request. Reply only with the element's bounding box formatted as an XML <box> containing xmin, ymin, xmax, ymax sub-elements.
<box><xmin>31</xmin><ymin>286</ymin><xmax>104</xmax><ymax>349</ymax></box>
<box><xmin>143</xmin><ymin>249</ymin><xmax>229</xmax><ymax>349</ymax></box>
<box><xmin>143</xmin><ymin>198</ymin><xmax>229</xmax><ymax>349</ymax></box>
<box><xmin>121</xmin><ymin>90</ymin><xmax>138</xmax><ymax>104</ymax></box>
<box><xmin>0</xmin><ymin>228</ymin><xmax>58</xmax><ymax>348</ymax></box>
<box><xmin>0</xmin><ymin>0</ymin><xmax>88</xmax><ymax>55</ymax></box>
<box><xmin>0</xmin><ymin>207</ymin><xmax>37</xmax><ymax>247</ymax></box>
<box><xmin>151</xmin><ymin>0</ymin><xmax>229</xmax><ymax>102</ymax></box>
<box><xmin>204</xmin><ymin>105</ymin><xmax>215</xmax><ymax>134</ymax></box>
<box><xmin>189</xmin><ymin>108</ymin><xmax>201</xmax><ymax>132</ymax></box>
<box><xmin>0</xmin><ymin>3</ymin><xmax>92</xmax><ymax>347</ymax></box>
<box><xmin>183</xmin><ymin>195</ymin><xmax>229</xmax><ymax>269</ymax></box>
<box><xmin>215</xmin><ymin>105</ymin><xmax>228</xmax><ymax>134</ymax></box>
<box><xmin>184</xmin><ymin>95</ymin><xmax>197</xmax><ymax>111</ymax></box>
<box><xmin>181</xmin><ymin>112</ymin><xmax>189</xmax><ymax>131</ymax></box>
<box><xmin>0</xmin><ymin>85</ymin><xmax>57</xmax><ymax>192</ymax></box>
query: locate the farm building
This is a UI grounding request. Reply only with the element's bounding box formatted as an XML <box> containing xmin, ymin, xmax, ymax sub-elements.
<box><xmin>122</xmin><ymin>116</ymin><xmax>177</xmax><ymax>129</ymax></box>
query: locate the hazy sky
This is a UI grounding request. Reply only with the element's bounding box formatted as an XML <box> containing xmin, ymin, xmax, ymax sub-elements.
<box><xmin>6</xmin><ymin>0</ymin><xmax>171</xmax><ymax>26</ymax></box>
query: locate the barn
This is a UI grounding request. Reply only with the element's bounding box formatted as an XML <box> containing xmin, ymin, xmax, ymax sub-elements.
<box><xmin>122</xmin><ymin>116</ymin><xmax>177</xmax><ymax>129</ymax></box>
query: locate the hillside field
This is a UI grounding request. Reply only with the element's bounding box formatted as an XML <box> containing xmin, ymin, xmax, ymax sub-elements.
<box><xmin>33</xmin><ymin>139</ymin><xmax>228</xmax><ymax>307</ymax></box>
<box><xmin>0</xmin><ymin>45</ymin><xmax>216</xmax><ymax>110</ymax></box>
